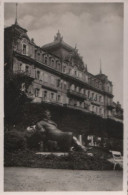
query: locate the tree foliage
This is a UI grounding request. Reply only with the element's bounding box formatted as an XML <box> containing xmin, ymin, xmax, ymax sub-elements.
<box><xmin>4</xmin><ymin>68</ymin><xmax>33</xmax><ymax>125</ymax></box>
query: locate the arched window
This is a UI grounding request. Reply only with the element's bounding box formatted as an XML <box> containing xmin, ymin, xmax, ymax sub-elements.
<box><xmin>71</xmin><ymin>84</ymin><xmax>75</xmax><ymax>91</ymax></box>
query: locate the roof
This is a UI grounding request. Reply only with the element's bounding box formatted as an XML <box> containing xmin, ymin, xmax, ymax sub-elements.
<box><xmin>42</xmin><ymin>30</ymin><xmax>75</xmax><ymax>52</ymax></box>
<box><xmin>5</xmin><ymin>23</ymin><xmax>27</xmax><ymax>33</ymax></box>
<box><xmin>42</xmin><ymin>40</ymin><xmax>74</xmax><ymax>52</ymax></box>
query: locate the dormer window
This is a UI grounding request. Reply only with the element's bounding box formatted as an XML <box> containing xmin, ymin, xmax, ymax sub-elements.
<box><xmin>37</xmin><ymin>53</ymin><xmax>40</xmax><ymax>61</ymax></box>
<box><xmin>23</xmin><ymin>44</ymin><xmax>27</xmax><ymax>55</ymax></box>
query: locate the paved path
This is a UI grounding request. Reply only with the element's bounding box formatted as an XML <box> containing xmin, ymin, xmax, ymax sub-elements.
<box><xmin>4</xmin><ymin>167</ymin><xmax>123</xmax><ymax>191</ymax></box>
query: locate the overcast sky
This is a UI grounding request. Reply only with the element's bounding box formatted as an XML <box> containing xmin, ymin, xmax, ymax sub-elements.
<box><xmin>4</xmin><ymin>2</ymin><xmax>123</xmax><ymax>106</ymax></box>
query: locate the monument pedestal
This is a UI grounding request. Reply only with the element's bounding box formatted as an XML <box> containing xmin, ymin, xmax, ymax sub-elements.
<box><xmin>35</xmin><ymin>152</ymin><xmax>69</xmax><ymax>156</ymax></box>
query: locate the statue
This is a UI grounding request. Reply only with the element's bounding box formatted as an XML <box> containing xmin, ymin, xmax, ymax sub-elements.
<box><xmin>27</xmin><ymin>110</ymin><xmax>87</xmax><ymax>152</ymax></box>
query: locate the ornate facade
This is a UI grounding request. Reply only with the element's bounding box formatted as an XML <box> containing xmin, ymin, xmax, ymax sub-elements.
<box><xmin>4</xmin><ymin>22</ymin><xmax>123</xmax><ymax>122</ymax></box>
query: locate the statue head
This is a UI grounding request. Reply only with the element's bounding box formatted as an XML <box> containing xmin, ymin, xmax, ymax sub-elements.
<box><xmin>43</xmin><ymin>110</ymin><xmax>51</xmax><ymax>120</ymax></box>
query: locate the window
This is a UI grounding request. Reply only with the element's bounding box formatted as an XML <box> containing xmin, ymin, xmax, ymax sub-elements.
<box><xmin>92</xmin><ymin>93</ymin><xmax>94</xmax><ymax>100</ymax></box>
<box><xmin>63</xmin><ymin>66</ymin><xmax>66</xmax><ymax>73</ymax></box>
<box><xmin>36</xmin><ymin>71</ymin><xmax>40</xmax><ymax>80</ymax></box>
<box><xmin>76</xmin><ymin>86</ymin><xmax>79</xmax><ymax>92</ymax></box>
<box><xmin>95</xmin><ymin>94</ymin><xmax>97</xmax><ymax>101</ymax></box>
<box><xmin>44</xmin><ymin>57</ymin><xmax>47</xmax><ymax>65</ymax></box>
<box><xmin>51</xmin><ymin>93</ymin><xmax>54</xmax><ymax>100</ymax></box>
<box><xmin>88</xmin><ymin>90</ymin><xmax>90</xmax><ymax>97</ymax></box>
<box><xmin>57</xmin><ymin>62</ymin><xmax>60</xmax><ymax>70</ymax></box>
<box><xmin>64</xmin><ymin>82</ymin><xmax>67</xmax><ymax>90</ymax></box>
<box><xmin>42</xmin><ymin>54</ymin><xmax>44</xmax><ymax>62</ymax></box>
<box><xmin>25</xmin><ymin>65</ymin><xmax>29</xmax><ymax>74</ymax></box>
<box><xmin>99</xmin><ymin>96</ymin><xmax>101</xmax><ymax>102</ymax></box>
<box><xmin>51</xmin><ymin>59</ymin><xmax>54</xmax><ymax>67</ymax></box>
<box><xmin>99</xmin><ymin>108</ymin><xmax>102</xmax><ymax>115</ymax></box>
<box><xmin>57</xmin><ymin>79</ymin><xmax>60</xmax><ymax>87</ymax></box>
<box><xmin>37</xmin><ymin>53</ymin><xmax>40</xmax><ymax>61</ymax></box>
<box><xmin>19</xmin><ymin>63</ymin><xmax>22</xmax><ymax>71</ymax></box>
<box><xmin>44</xmin><ymin>91</ymin><xmax>47</xmax><ymax>99</ymax></box>
<box><xmin>57</xmin><ymin>95</ymin><xmax>61</xmax><ymax>102</ymax></box>
<box><xmin>99</xmin><ymin>83</ymin><xmax>102</xmax><ymax>89</ymax></box>
<box><xmin>35</xmin><ymin>88</ymin><xmax>39</xmax><ymax>97</ymax></box>
<box><xmin>23</xmin><ymin>44</ymin><xmax>27</xmax><ymax>55</ymax></box>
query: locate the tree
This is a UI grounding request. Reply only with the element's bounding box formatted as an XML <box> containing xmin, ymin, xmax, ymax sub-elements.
<box><xmin>4</xmin><ymin>67</ymin><xmax>33</xmax><ymax>127</ymax></box>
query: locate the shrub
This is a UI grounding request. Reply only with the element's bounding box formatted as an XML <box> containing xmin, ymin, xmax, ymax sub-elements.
<box><xmin>4</xmin><ymin>150</ymin><xmax>117</xmax><ymax>170</ymax></box>
<box><xmin>4</xmin><ymin>130</ymin><xmax>27</xmax><ymax>152</ymax></box>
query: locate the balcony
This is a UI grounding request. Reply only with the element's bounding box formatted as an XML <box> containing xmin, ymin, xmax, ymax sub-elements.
<box><xmin>67</xmin><ymin>89</ymin><xmax>86</xmax><ymax>100</ymax></box>
<box><xmin>42</xmin><ymin>98</ymin><xmax>63</xmax><ymax>106</ymax></box>
<box><xmin>107</xmin><ymin>103</ymin><xmax>115</xmax><ymax>110</ymax></box>
<box><xmin>91</xmin><ymin>100</ymin><xmax>104</xmax><ymax>106</ymax></box>
<box><xmin>64</xmin><ymin>103</ymin><xmax>90</xmax><ymax>113</ymax></box>
<box><xmin>14</xmin><ymin>70</ymin><xmax>35</xmax><ymax>80</ymax></box>
<box><xmin>35</xmin><ymin>80</ymin><xmax>58</xmax><ymax>92</ymax></box>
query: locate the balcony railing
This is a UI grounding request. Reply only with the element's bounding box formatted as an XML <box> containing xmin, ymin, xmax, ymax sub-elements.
<box><xmin>64</xmin><ymin>103</ymin><xmax>90</xmax><ymax>113</ymax></box>
<box><xmin>41</xmin><ymin>98</ymin><xmax>63</xmax><ymax>106</ymax></box>
<box><xmin>91</xmin><ymin>100</ymin><xmax>104</xmax><ymax>106</ymax></box>
<box><xmin>67</xmin><ymin>89</ymin><xmax>87</xmax><ymax>100</ymax></box>
<box><xmin>34</xmin><ymin>80</ymin><xmax>58</xmax><ymax>91</ymax></box>
<box><xmin>107</xmin><ymin>103</ymin><xmax>115</xmax><ymax>110</ymax></box>
<box><xmin>14</xmin><ymin>70</ymin><xmax>35</xmax><ymax>79</ymax></box>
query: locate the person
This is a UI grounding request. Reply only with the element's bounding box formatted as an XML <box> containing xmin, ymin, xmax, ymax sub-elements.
<box><xmin>36</xmin><ymin>110</ymin><xmax>87</xmax><ymax>152</ymax></box>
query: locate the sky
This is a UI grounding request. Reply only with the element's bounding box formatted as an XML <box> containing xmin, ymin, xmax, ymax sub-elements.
<box><xmin>4</xmin><ymin>2</ymin><xmax>124</xmax><ymax>106</ymax></box>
